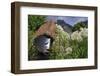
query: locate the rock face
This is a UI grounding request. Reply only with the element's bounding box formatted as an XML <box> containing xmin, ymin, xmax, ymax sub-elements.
<box><xmin>34</xmin><ymin>34</ymin><xmax>54</xmax><ymax>60</ymax></box>
<box><xmin>57</xmin><ymin>20</ymin><xmax>72</xmax><ymax>34</ymax></box>
<box><xmin>34</xmin><ymin>35</ymin><xmax>51</xmax><ymax>52</ymax></box>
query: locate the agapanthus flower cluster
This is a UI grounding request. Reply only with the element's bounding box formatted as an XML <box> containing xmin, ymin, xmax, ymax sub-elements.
<box><xmin>71</xmin><ymin>31</ymin><xmax>83</xmax><ymax>42</ymax></box>
<box><xmin>65</xmin><ymin>47</ymin><xmax>72</xmax><ymax>54</ymax></box>
<box><xmin>51</xmin><ymin>24</ymin><xmax>88</xmax><ymax>59</ymax></box>
<box><xmin>79</xmin><ymin>28</ymin><xmax>88</xmax><ymax>38</ymax></box>
<box><xmin>71</xmin><ymin>28</ymin><xmax>88</xmax><ymax>42</ymax></box>
<box><xmin>56</xmin><ymin>24</ymin><xmax>70</xmax><ymax>40</ymax></box>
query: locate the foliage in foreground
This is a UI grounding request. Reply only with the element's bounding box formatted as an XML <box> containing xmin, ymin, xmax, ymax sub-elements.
<box><xmin>28</xmin><ymin>25</ymin><xmax>88</xmax><ymax>60</ymax></box>
<box><xmin>49</xmin><ymin>25</ymin><xmax>88</xmax><ymax>59</ymax></box>
<box><xmin>28</xmin><ymin>15</ymin><xmax>46</xmax><ymax>32</ymax></box>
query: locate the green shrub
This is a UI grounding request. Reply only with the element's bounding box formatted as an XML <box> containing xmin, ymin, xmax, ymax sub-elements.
<box><xmin>28</xmin><ymin>15</ymin><xmax>46</xmax><ymax>32</ymax></box>
<box><xmin>72</xmin><ymin>21</ymin><xmax>87</xmax><ymax>32</ymax></box>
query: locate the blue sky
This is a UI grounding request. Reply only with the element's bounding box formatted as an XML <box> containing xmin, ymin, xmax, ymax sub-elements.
<box><xmin>46</xmin><ymin>16</ymin><xmax>88</xmax><ymax>26</ymax></box>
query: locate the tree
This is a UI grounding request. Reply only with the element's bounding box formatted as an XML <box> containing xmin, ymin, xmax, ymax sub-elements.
<box><xmin>28</xmin><ymin>15</ymin><xmax>46</xmax><ymax>32</ymax></box>
<box><xmin>72</xmin><ymin>21</ymin><xmax>88</xmax><ymax>32</ymax></box>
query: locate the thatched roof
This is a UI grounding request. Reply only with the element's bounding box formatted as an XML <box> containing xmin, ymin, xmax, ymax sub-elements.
<box><xmin>35</xmin><ymin>20</ymin><xmax>56</xmax><ymax>38</ymax></box>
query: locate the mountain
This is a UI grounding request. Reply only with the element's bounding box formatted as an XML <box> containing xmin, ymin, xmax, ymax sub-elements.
<box><xmin>57</xmin><ymin>20</ymin><xmax>72</xmax><ymax>34</ymax></box>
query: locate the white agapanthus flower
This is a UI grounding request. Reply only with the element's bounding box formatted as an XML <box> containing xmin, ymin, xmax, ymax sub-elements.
<box><xmin>79</xmin><ymin>28</ymin><xmax>88</xmax><ymax>37</ymax></box>
<box><xmin>80</xmin><ymin>28</ymin><xmax>84</xmax><ymax>31</ymax></box>
<box><xmin>56</xmin><ymin>24</ymin><xmax>70</xmax><ymax>40</ymax></box>
<box><xmin>71</xmin><ymin>31</ymin><xmax>83</xmax><ymax>41</ymax></box>
<box><xmin>56</xmin><ymin>24</ymin><xmax>64</xmax><ymax>31</ymax></box>
<box><xmin>65</xmin><ymin>47</ymin><xmax>72</xmax><ymax>54</ymax></box>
